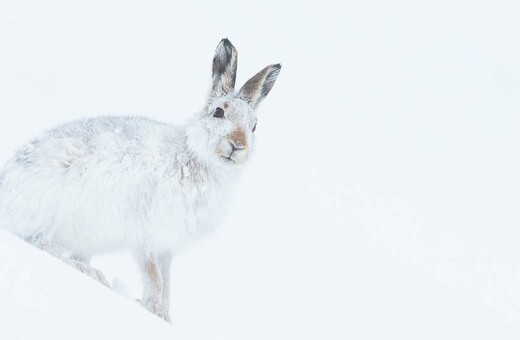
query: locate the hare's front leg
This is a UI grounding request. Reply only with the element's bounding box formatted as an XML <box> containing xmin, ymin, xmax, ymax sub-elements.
<box><xmin>157</xmin><ymin>251</ymin><xmax>173</xmax><ymax>321</ymax></box>
<box><xmin>137</xmin><ymin>251</ymin><xmax>168</xmax><ymax>320</ymax></box>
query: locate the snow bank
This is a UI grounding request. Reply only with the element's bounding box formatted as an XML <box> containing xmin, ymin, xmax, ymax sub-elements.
<box><xmin>0</xmin><ymin>229</ymin><xmax>174</xmax><ymax>340</ymax></box>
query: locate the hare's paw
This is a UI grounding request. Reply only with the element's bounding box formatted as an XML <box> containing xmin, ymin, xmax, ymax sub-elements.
<box><xmin>64</xmin><ymin>257</ymin><xmax>111</xmax><ymax>287</ymax></box>
<box><xmin>142</xmin><ymin>298</ymin><xmax>170</xmax><ymax>322</ymax></box>
<box><xmin>76</xmin><ymin>263</ymin><xmax>110</xmax><ymax>287</ymax></box>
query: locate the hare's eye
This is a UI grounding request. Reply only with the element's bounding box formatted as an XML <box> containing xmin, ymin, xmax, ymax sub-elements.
<box><xmin>252</xmin><ymin>123</ymin><xmax>257</xmax><ymax>133</ymax></box>
<box><xmin>213</xmin><ymin>107</ymin><xmax>224</xmax><ymax>118</ymax></box>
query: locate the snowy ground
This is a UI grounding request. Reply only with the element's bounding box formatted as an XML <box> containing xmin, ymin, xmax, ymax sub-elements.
<box><xmin>0</xmin><ymin>230</ymin><xmax>174</xmax><ymax>339</ymax></box>
<box><xmin>1</xmin><ymin>0</ymin><xmax>519</xmax><ymax>339</ymax></box>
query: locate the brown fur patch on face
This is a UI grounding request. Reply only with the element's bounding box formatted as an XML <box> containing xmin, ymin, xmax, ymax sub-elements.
<box><xmin>228</xmin><ymin>128</ymin><xmax>247</xmax><ymax>148</ymax></box>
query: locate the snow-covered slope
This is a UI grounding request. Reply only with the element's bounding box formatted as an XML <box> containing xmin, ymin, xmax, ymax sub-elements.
<box><xmin>0</xmin><ymin>229</ymin><xmax>176</xmax><ymax>339</ymax></box>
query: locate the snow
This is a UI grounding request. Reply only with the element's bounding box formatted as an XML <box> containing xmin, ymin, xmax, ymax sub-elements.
<box><xmin>0</xmin><ymin>229</ymin><xmax>173</xmax><ymax>339</ymax></box>
<box><xmin>1</xmin><ymin>0</ymin><xmax>520</xmax><ymax>339</ymax></box>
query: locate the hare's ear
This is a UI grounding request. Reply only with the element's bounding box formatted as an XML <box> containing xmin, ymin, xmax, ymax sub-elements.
<box><xmin>238</xmin><ymin>64</ymin><xmax>281</xmax><ymax>109</ymax></box>
<box><xmin>211</xmin><ymin>38</ymin><xmax>238</xmax><ymax>97</ymax></box>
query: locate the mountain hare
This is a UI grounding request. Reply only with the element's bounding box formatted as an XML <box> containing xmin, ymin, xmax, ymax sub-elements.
<box><xmin>0</xmin><ymin>39</ymin><xmax>281</xmax><ymax>321</ymax></box>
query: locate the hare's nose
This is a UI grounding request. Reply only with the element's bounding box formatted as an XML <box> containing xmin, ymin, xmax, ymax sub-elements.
<box><xmin>228</xmin><ymin>128</ymin><xmax>247</xmax><ymax>151</ymax></box>
<box><xmin>230</xmin><ymin>140</ymin><xmax>246</xmax><ymax>151</ymax></box>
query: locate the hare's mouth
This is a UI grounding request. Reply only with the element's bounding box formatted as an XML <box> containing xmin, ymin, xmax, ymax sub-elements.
<box><xmin>221</xmin><ymin>155</ymin><xmax>235</xmax><ymax>164</ymax></box>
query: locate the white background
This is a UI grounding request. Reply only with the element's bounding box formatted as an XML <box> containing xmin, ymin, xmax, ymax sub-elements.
<box><xmin>0</xmin><ymin>0</ymin><xmax>519</xmax><ymax>339</ymax></box>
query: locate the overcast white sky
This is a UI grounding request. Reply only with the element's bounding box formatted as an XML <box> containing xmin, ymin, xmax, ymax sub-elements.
<box><xmin>0</xmin><ymin>1</ymin><xmax>519</xmax><ymax>339</ymax></box>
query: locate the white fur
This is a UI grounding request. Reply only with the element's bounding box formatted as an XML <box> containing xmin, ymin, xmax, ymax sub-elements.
<box><xmin>0</xmin><ymin>115</ymin><xmax>237</xmax><ymax>255</ymax></box>
<box><xmin>0</xmin><ymin>39</ymin><xmax>280</xmax><ymax>321</ymax></box>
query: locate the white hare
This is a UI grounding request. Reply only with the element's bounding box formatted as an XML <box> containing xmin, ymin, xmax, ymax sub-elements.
<box><xmin>0</xmin><ymin>39</ymin><xmax>281</xmax><ymax>321</ymax></box>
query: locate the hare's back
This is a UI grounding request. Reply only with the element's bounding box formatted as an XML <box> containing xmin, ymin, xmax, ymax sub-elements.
<box><xmin>7</xmin><ymin>115</ymin><xmax>171</xmax><ymax>174</ymax></box>
<box><xmin>0</xmin><ymin>115</ymin><xmax>176</xmax><ymax>246</ymax></box>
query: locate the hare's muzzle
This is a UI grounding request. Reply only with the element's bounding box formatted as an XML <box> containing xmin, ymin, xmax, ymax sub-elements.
<box><xmin>218</xmin><ymin>128</ymin><xmax>249</xmax><ymax>165</ymax></box>
<box><xmin>228</xmin><ymin>128</ymin><xmax>247</xmax><ymax>149</ymax></box>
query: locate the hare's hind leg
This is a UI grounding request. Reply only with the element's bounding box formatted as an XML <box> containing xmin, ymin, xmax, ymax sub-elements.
<box><xmin>26</xmin><ymin>228</ymin><xmax>110</xmax><ymax>286</ymax></box>
<box><xmin>65</xmin><ymin>254</ymin><xmax>111</xmax><ymax>287</ymax></box>
<box><xmin>136</xmin><ymin>250</ymin><xmax>168</xmax><ymax>321</ymax></box>
<box><xmin>70</xmin><ymin>253</ymin><xmax>92</xmax><ymax>264</ymax></box>
<box><xmin>24</xmin><ymin>224</ymin><xmax>59</xmax><ymax>252</ymax></box>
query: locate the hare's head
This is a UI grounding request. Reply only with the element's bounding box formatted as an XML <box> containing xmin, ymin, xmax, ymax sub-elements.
<box><xmin>187</xmin><ymin>39</ymin><xmax>281</xmax><ymax>168</ymax></box>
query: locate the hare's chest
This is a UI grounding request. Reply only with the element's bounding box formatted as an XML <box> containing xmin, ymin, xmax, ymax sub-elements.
<box><xmin>181</xmin><ymin>181</ymin><xmax>225</xmax><ymax>235</ymax></box>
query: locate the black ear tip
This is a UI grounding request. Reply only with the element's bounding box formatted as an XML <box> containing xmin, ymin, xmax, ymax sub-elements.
<box><xmin>269</xmin><ymin>64</ymin><xmax>281</xmax><ymax>76</ymax></box>
<box><xmin>216</xmin><ymin>38</ymin><xmax>237</xmax><ymax>57</ymax></box>
<box><xmin>220</xmin><ymin>38</ymin><xmax>232</xmax><ymax>48</ymax></box>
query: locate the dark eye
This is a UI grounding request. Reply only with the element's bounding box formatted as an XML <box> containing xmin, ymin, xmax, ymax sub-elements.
<box><xmin>213</xmin><ymin>107</ymin><xmax>224</xmax><ymax>118</ymax></box>
<box><xmin>252</xmin><ymin>123</ymin><xmax>257</xmax><ymax>132</ymax></box>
